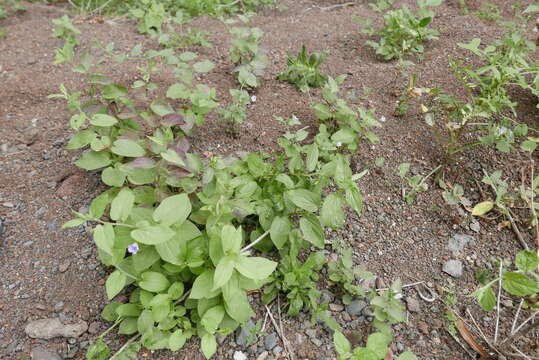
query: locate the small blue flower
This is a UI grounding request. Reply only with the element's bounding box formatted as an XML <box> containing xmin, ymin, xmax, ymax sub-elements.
<box><xmin>127</xmin><ymin>243</ymin><xmax>139</xmax><ymax>254</ymax></box>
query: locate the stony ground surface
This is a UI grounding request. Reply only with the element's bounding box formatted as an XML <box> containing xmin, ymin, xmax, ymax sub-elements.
<box><xmin>0</xmin><ymin>0</ymin><xmax>538</xmax><ymax>359</ymax></box>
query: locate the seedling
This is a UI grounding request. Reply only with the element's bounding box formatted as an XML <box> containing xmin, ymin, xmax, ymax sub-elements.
<box><xmin>397</xmin><ymin>163</ymin><xmax>441</xmax><ymax>205</ymax></box>
<box><xmin>358</xmin><ymin>0</ymin><xmax>441</xmax><ymax>60</ymax></box>
<box><xmin>277</xmin><ymin>45</ymin><xmax>328</xmax><ymax>92</ymax></box>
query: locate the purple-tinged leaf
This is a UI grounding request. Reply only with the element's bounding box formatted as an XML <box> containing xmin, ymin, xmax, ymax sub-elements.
<box><xmin>161</xmin><ymin>114</ymin><xmax>186</xmax><ymax>127</ymax></box>
<box><xmin>128</xmin><ymin>157</ymin><xmax>156</xmax><ymax>169</ymax></box>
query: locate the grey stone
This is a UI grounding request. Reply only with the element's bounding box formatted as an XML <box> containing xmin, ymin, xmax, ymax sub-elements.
<box><xmin>272</xmin><ymin>346</ymin><xmax>283</xmax><ymax>355</ymax></box>
<box><xmin>233</xmin><ymin>351</ymin><xmax>247</xmax><ymax>360</ymax></box>
<box><xmin>53</xmin><ymin>302</ymin><xmax>64</xmax><ymax>312</ymax></box>
<box><xmin>345</xmin><ymin>300</ymin><xmax>367</xmax><ymax>316</ymax></box>
<box><xmin>396</xmin><ymin>343</ymin><xmax>405</xmax><ymax>352</ymax></box>
<box><xmin>443</xmin><ymin>260</ymin><xmax>463</xmax><ymax>278</ymax></box>
<box><xmin>405</xmin><ymin>297</ymin><xmax>421</xmax><ymax>313</ymax></box>
<box><xmin>25</xmin><ymin>318</ymin><xmax>88</xmax><ymax>339</ymax></box>
<box><xmin>447</xmin><ymin>234</ymin><xmax>474</xmax><ymax>256</ymax></box>
<box><xmin>264</xmin><ymin>333</ymin><xmax>277</xmax><ymax>351</ymax></box>
<box><xmin>305</xmin><ymin>329</ymin><xmax>317</xmax><ymax>339</ymax></box>
<box><xmin>469</xmin><ymin>221</ymin><xmax>480</xmax><ymax>233</ymax></box>
<box><xmin>329</xmin><ymin>303</ymin><xmax>344</xmax><ymax>312</ymax></box>
<box><xmin>235</xmin><ymin>319</ymin><xmax>255</xmax><ymax>347</ymax></box>
<box><xmin>88</xmin><ymin>321</ymin><xmax>100</xmax><ymax>335</ymax></box>
<box><xmin>311</xmin><ymin>338</ymin><xmax>323</xmax><ymax>347</ymax></box>
<box><xmin>31</xmin><ymin>347</ymin><xmax>62</xmax><ymax>360</ymax></box>
<box><xmin>256</xmin><ymin>351</ymin><xmax>269</xmax><ymax>360</ymax></box>
<box><xmin>216</xmin><ymin>333</ymin><xmax>227</xmax><ymax>345</ymax></box>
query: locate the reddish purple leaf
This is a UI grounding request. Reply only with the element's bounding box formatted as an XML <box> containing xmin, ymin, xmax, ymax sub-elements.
<box><xmin>161</xmin><ymin>114</ymin><xmax>186</xmax><ymax>127</ymax></box>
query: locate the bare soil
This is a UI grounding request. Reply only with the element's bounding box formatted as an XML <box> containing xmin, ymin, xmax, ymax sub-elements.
<box><xmin>0</xmin><ymin>0</ymin><xmax>538</xmax><ymax>359</ymax></box>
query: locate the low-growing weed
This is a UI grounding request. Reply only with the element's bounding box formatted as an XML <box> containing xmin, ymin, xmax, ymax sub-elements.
<box><xmin>229</xmin><ymin>26</ymin><xmax>268</xmax><ymax>88</ymax></box>
<box><xmin>160</xmin><ymin>27</ymin><xmax>213</xmax><ymax>48</ymax></box>
<box><xmin>277</xmin><ymin>45</ymin><xmax>328</xmax><ymax>93</ymax></box>
<box><xmin>0</xmin><ymin>0</ymin><xmax>24</xmax><ymax>19</ymax></box>
<box><xmin>397</xmin><ymin>163</ymin><xmax>440</xmax><ymax>205</ymax></box>
<box><xmin>218</xmin><ymin>88</ymin><xmax>250</xmax><ymax>134</ymax></box>
<box><xmin>52</xmin><ymin>15</ymin><xmax>81</xmax><ymax>64</ymax></box>
<box><xmin>357</xmin><ymin>0</ymin><xmax>442</xmax><ymax>61</ymax></box>
<box><xmin>333</xmin><ymin>280</ymin><xmax>414</xmax><ymax>360</ymax></box>
<box><xmin>474</xmin><ymin>2</ymin><xmax>502</xmax><ymax>22</ymax></box>
<box><xmin>327</xmin><ymin>247</ymin><xmax>374</xmax><ymax>303</ymax></box>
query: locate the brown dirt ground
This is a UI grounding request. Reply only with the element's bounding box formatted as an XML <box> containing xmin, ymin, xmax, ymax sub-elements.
<box><xmin>0</xmin><ymin>0</ymin><xmax>538</xmax><ymax>359</ymax></box>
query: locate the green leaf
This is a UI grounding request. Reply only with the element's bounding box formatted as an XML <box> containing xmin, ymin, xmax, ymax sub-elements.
<box><xmin>167</xmin><ymin>282</ymin><xmax>185</xmax><ymax>299</ymax></box>
<box><xmin>110</xmin><ymin>188</ymin><xmax>135</xmax><ymax>221</ymax></box>
<box><xmin>472</xmin><ymin>286</ymin><xmax>496</xmax><ymax>311</ymax></box>
<box><xmin>102</xmin><ymin>167</ymin><xmax>126</xmax><ymax>187</ymax></box>
<box><xmin>312</xmin><ymin>103</ymin><xmax>332</xmax><ymax>120</ymax></box>
<box><xmin>333</xmin><ymin>331</ymin><xmax>351</xmax><ymax>355</ymax></box>
<box><xmin>66</xmin><ymin>129</ymin><xmax>94</xmax><ymax>149</ymax></box>
<box><xmin>269</xmin><ymin>216</ymin><xmax>290</xmax><ymax>249</ymax></box>
<box><xmin>86</xmin><ymin>339</ymin><xmax>111</xmax><ymax>360</ymax></box>
<box><xmin>153</xmin><ymin>193</ymin><xmax>191</xmax><ymax>226</ymax></box>
<box><xmin>418</xmin><ymin>17</ymin><xmax>432</xmax><ymax>27</ymax></box>
<box><xmin>62</xmin><ymin>217</ymin><xmax>86</xmax><ymax>229</ymax></box>
<box><xmin>213</xmin><ymin>256</ymin><xmax>236</xmax><ymax>289</ymax></box>
<box><xmin>235</xmin><ymin>256</ymin><xmax>277</xmax><ymax>280</ymax></box>
<box><xmin>118</xmin><ymin>317</ymin><xmax>138</xmax><ymax>334</ymax></box>
<box><xmin>190</xmin><ymin>270</ymin><xmax>221</xmax><ymax>300</ymax></box>
<box><xmin>515</xmin><ymin>250</ymin><xmax>539</xmax><ymax>272</ymax></box>
<box><xmin>201</xmin><ymin>305</ymin><xmax>225</xmax><ymax>334</ymax></box>
<box><xmin>397</xmin><ymin>351</ymin><xmax>418</xmax><ymax>360</ymax></box>
<box><xmin>353</xmin><ymin>348</ymin><xmax>379</xmax><ymax>360</ymax></box>
<box><xmin>131</xmin><ymin>225</ymin><xmax>176</xmax><ymax>245</ymax></box>
<box><xmin>76</xmin><ymin>150</ymin><xmax>111</xmax><ymax>170</ymax></box>
<box><xmin>221</xmin><ymin>225</ymin><xmax>242</xmax><ymax>254</ymax></box>
<box><xmin>345</xmin><ymin>185</ymin><xmax>363</xmax><ymax>215</ymax></box>
<box><xmin>112</xmin><ymin>340</ymin><xmax>140</xmax><ymax>360</ymax></box>
<box><xmin>133</xmin><ymin>246</ymin><xmax>160</xmax><ymax>273</ymax></box>
<box><xmin>94</xmin><ymin>223</ymin><xmax>115</xmax><ymax>256</ymax></box>
<box><xmin>458</xmin><ymin>38</ymin><xmax>482</xmax><ymax>56</ymax></box>
<box><xmin>111</xmin><ymin>139</ymin><xmax>145</xmax><ymax>158</ymax></box>
<box><xmin>193</xmin><ymin>60</ymin><xmax>215</xmax><ymax>73</ymax></box>
<box><xmin>320</xmin><ymin>194</ymin><xmax>344</xmax><ymax>229</ymax></box>
<box><xmin>201</xmin><ymin>332</ymin><xmax>217</xmax><ymax>359</ymax></box>
<box><xmin>502</xmin><ymin>272</ymin><xmax>539</xmax><ymax>296</ymax></box>
<box><xmin>116</xmin><ymin>303</ymin><xmax>141</xmax><ymax>318</ymax></box>
<box><xmin>366</xmin><ymin>332</ymin><xmax>390</xmax><ymax>358</ymax></box>
<box><xmin>106</xmin><ymin>270</ymin><xmax>127</xmax><ymax>299</ymax></box>
<box><xmin>524</xmin><ymin>3</ymin><xmax>539</xmax><ymax>13</ymax></box>
<box><xmin>305</xmin><ymin>144</ymin><xmax>319</xmax><ymax>172</ymax></box>
<box><xmin>139</xmin><ymin>271</ymin><xmax>170</xmax><ymax>293</ymax></box>
<box><xmin>169</xmin><ymin>330</ymin><xmax>187</xmax><ymax>351</ymax></box>
<box><xmin>471</xmin><ymin>201</ymin><xmax>494</xmax><ymax>216</ymax></box>
<box><xmin>286</xmin><ymin>189</ymin><xmax>318</xmax><ymax>212</ymax></box>
<box><xmin>137</xmin><ymin>310</ymin><xmax>154</xmax><ymax>334</ymax></box>
<box><xmin>101</xmin><ymin>302</ymin><xmax>121</xmax><ymax>321</ymax></box>
<box><xmin>150</xmin><ymin>100</ymin><xmax>173</xmax><ymax>116</ymax></box>
<box><xmin>299</xmin><ymin>214</ymin><xmax>325</xmax><ymax>248</ymax></box>
<box><xmin>166</xmin><ymin>83</ymin><xmax>190</xmax><ymax>99</ymax></box>
<box><xmin>90</xmin><ymin>114</ymin><xmax>118</xmax><ymax>127</ymax></box>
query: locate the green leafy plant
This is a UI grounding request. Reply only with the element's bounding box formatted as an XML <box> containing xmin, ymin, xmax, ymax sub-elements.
<box><xmin>312</xmin><ymin>76</ymin><xmax>382</xmax><ymax>151</ymax></box>
<box><xmin>469</xmin><ymin>251</ymin><xmax>538</xmax><ymax>357</ymax></box>
<box><xmin>369</xmin><ymin>0</ymin><xmax>394</xmax><ymax>13</ymax></box>
<box><xmin>358</xmin><ymin>0</ymin><xmax>442</xmax><ymax>60</ymax></box>
<box><xmin>229</xmin><ymin>26</ymin><xmax>268</xmax><ymax>88</ymax></box>
<box><xmin>328</xmin><ymin>247</ymin><xmax>374</xmax><ymax>303</ymax></box>
<box><xmin>160</xmin><ymin>27</ymin><xmax>213</xmax><ymax>48</ymax></box>
<box><xmin>263</xmin><ymin>248</ymin><xmax>327</xmax><ymax>316</ymax></box>
<box><xmin>474</xmin><ymin>2</ymin><xmax>502</xmax><ymax>22</ymax></box>
<box><xmin>0</xmin><ymin>0</ymin><xmax>24</xmax><ymax>19</ymax></box>
<box><xmin>333</xmin><ymin>280</ymin><xmax>414</xmax><ymax>359</ymax></box>
<box><xmin>218</xmin><ymin>88</ymin><xmax>250</xmax><ymax>134</ymax></box>
<box><xmin>277</xmin><ymin>45</ymin><xmax>328</xmax><ymax>92</ymax></box>
<box><xmin>52</xmin><ymin>15</ymin><xmax>81</xmax><ymax>64</ymax></box>
<box><xmin>56</xmin><ymin>37</ymin><xmax>372</xmax><ymax>359</ymax></box>
<box><xmin>397</xmin><ymin>163</ymin><xmax>440</xmax><ymax>205</ymax></box>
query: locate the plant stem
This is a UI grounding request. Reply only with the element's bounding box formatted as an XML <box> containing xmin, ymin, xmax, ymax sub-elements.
<box><xmin>240</xmin><ymin>230</ymin><xmax>270</xmax><ymax>253</ymax></box>
<box><xmin>110</xmin><ymin>334</ymin><xmax>141</xmax><ymax>360</ymax></box>
<box><xmin>494</xmin><ymin>261</ymin><xmax>503</xmax><ymax>344</ymax></box>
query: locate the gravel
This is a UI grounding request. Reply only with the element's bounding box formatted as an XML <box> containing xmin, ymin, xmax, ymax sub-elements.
<box><xmin>24</xmin><ymin>318</ymin><xmax>88</xmax><ymax>339</ymax></box>
<box><xmin>345</xmin><ymin>300</ymin><xmax>367</xmax><ymax>316</ymax></box>
<box><xmin>442</xmin><ymin>260</ymin><xmax>463</xmax><ymax>278</ymax></box>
